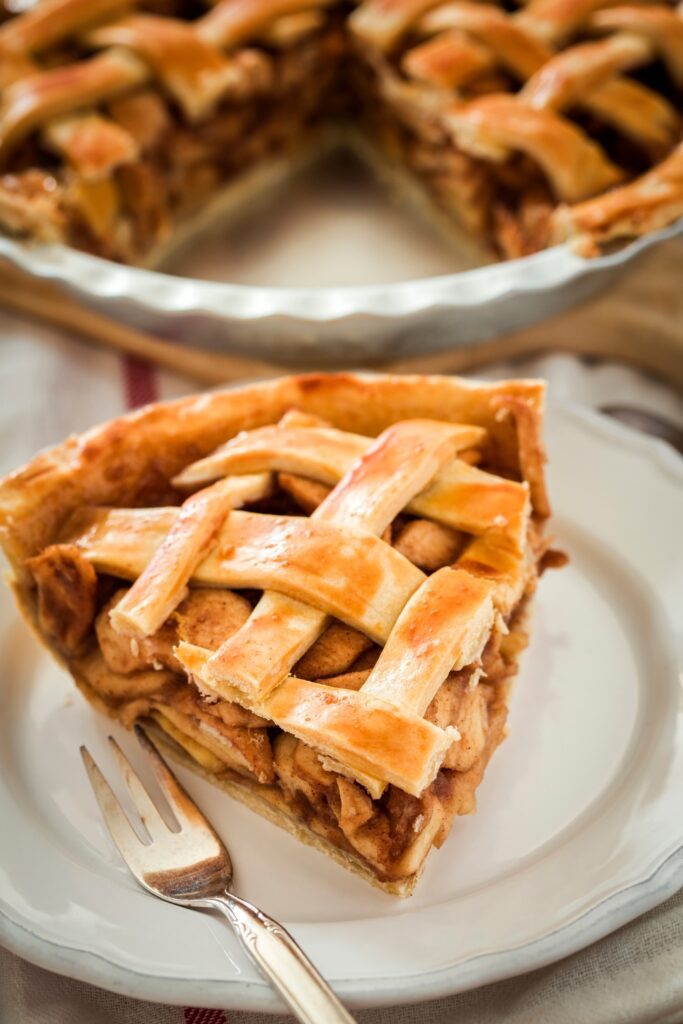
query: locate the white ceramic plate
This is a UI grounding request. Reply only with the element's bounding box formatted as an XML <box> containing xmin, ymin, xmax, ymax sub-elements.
<box><xmin>0</xmin><ymin>403</ymin><xmax>681</xmax><ymax>1012</ymax></box>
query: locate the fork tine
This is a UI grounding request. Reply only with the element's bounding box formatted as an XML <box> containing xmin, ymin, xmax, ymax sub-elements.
<box><xmin>80</xmin><ymin>746</ymin><xmax>145</xmax><ymax>863</ymax></box>
<box><xmin>134</xmin><ymin>724</ymin><xmax>209</xmax><ymax>834</ymax></box>
<box><xmin>107</xmin><ymin>735</ymin><xmax>176</xmax><ymax>839</ymax></box>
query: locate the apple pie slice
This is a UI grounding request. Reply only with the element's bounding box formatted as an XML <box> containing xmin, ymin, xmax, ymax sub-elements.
<box><xmin>0</xmin><ymin>373</ymin><xmax>564</xmax><ymax>894</ymax></box>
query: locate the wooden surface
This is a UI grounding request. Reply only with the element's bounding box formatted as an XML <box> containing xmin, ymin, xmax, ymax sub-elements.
<box><xmin>1</xmin><ymin>242</ymin><xmax>682</xmax><ymax>387</ymax></box>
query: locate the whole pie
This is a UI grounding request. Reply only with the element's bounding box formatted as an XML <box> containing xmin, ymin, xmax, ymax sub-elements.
<box><xmin>0</xmin><ymin>0</ymin><xmax>681</xmax><ymax>262</ymax></box>
<box><xmin>0</xmin><ymin>373</ymin><xmax>564</xmax><ymax>894</ymax></box>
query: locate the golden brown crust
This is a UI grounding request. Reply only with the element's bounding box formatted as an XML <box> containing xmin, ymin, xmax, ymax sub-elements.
<box><xmin>26</xmin><ymin>543</ymin><xmax>98</xmax><ymax>656</ymax></box>
<box><xmin>445</xmin><ymin>95</ymin><xmax>624</xmax><ymax>204</ymax></box>
<box><xmin>109</xmin><ymin>473</ymin><xmax>271</xmax><ymax>638</ymax></box>
<box><xmin>553</xmin><ymin>141</ymin><xmax>683</xmax><ymax>254</ymax></box>
<box><xmin>0</xmin><ymin>373</ymin><xmax>547</xmax><ymax>572</ymax></box>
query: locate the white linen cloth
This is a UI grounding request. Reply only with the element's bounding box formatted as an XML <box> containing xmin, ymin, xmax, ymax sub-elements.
<box><xmin>1</xmin><ymin>309</ymin><xmax>682</xmax><ymax>1024</ymax></box>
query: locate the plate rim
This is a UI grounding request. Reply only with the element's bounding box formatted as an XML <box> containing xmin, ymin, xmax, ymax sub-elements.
<box><xmin>1</xmin><ymin>401</ymin><xmax>681</xmax><ymax>1011</ymax></box>
<box><xmin>1</xmin><ymin>221</ymin><xmax>681</xmax><ymax>324</ymax></box>
<box><xmin>2</xmin><ymin>842</ymin><xmax>682</xmax><ymax>1011</ymax></box>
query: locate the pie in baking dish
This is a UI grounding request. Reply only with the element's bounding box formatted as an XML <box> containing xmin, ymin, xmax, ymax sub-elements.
<box><xmin>0</xmin><ymin>0</ymin><xmax>681</xmax><ymax>263</ymax></box>
<box><xmin>0</xmin><ymin>373</ymin><xmax>565</xmax><ymax>894</ymax></box>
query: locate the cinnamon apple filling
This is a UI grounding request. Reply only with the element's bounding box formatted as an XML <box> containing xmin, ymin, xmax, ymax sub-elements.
<box><xmin>29</xmin><ymin>549</ymin><xmax>531</xmax><ymax>882</ymax></box>
<box><xmin>0</xmin><ymin>12</ymin><xmax>347</xmax><ymax>262</ymax></box>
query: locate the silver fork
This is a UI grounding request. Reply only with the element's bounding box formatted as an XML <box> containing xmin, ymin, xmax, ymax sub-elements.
<box><xmin>81</xmin><ymin>725</ymin><xmax>356</xmax><ymax>1024</ymax></box>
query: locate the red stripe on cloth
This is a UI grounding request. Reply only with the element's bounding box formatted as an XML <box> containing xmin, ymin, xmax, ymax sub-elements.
<box><xmin>183</xmin><ymin>1009</ymin><xmax>228</xmax><ymax>1024</ymax></box>
<box><xmin>203</xmin><ymin>1010</ymin><xmax>228</xmax><ymax>1023</ymax></box>
<box><xmin>122</xmin><ymin>355</ymin><xmax>159</xmax><ymax>411</ymax></box>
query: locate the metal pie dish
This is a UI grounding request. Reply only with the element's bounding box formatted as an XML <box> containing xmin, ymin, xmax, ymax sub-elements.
<box><xmin>2</xmin><ymin>218</ymin><xmax>681</xmax><ymax>367</ymax></box>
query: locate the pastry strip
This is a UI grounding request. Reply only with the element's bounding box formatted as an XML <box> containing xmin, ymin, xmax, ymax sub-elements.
<box><xmin>110</xmin><ymin>473</ymin><xmax>272</xmax><ymax>638</ymax></box>
<box><xmin>174</xmin><ymin>422</ymin><xmax>528</xmax><ymax>548</ymax></box>
<box><xmin>198</xmin><ymin>420</ymin><xmax>483</xmax><ymax>697</ymax></box>
<box><xmin>362</xmin><ymin>567</ymin><xmax>495</xmax><ymax>714</ymax></box>
<box><xmin>177</xmin><ymin>642</ymin><xmax>458</xmax><ymax>796</ymax></box>
<box><xmin>73</xmin><ymin>508</ymin><xmax>427</xmax><ymax>641</ymax></box>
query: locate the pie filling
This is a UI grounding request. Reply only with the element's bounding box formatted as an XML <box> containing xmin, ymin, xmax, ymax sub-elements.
<box><xmin>65</xmin><ymin>582</ymin><xmax>526</xmax><ymax>883</ymax></box>
<box><xmin>23</xmin><ymin>410</ymin><xmax>562</xmax><ymax>887</ymax></box>
<box><xmin>0</xmin><ymin>0</ymin><xmax>681</xmax><ymax>262</ymax></box>
<box><xmin>0</xmin><ymin>19</ymin><xmax>348</xmax><ymax>263</ymax></box>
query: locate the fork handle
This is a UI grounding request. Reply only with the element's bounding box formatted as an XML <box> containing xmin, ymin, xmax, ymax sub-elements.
<box><xmin>208</xmin><ymin>891</ymin><xmax>356</xmax><ymax>1024</ymax></box>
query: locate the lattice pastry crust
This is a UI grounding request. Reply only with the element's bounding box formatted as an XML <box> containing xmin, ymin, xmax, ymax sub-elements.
<box><xmin>0</xmin><ymin>0</ymin><xmax>680</xmax><ymax>261</ymax></box>
<box><xmin>0</xmin><ymin>373</ymin><xmax>562</xmax><ymax>894</ymax></box>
